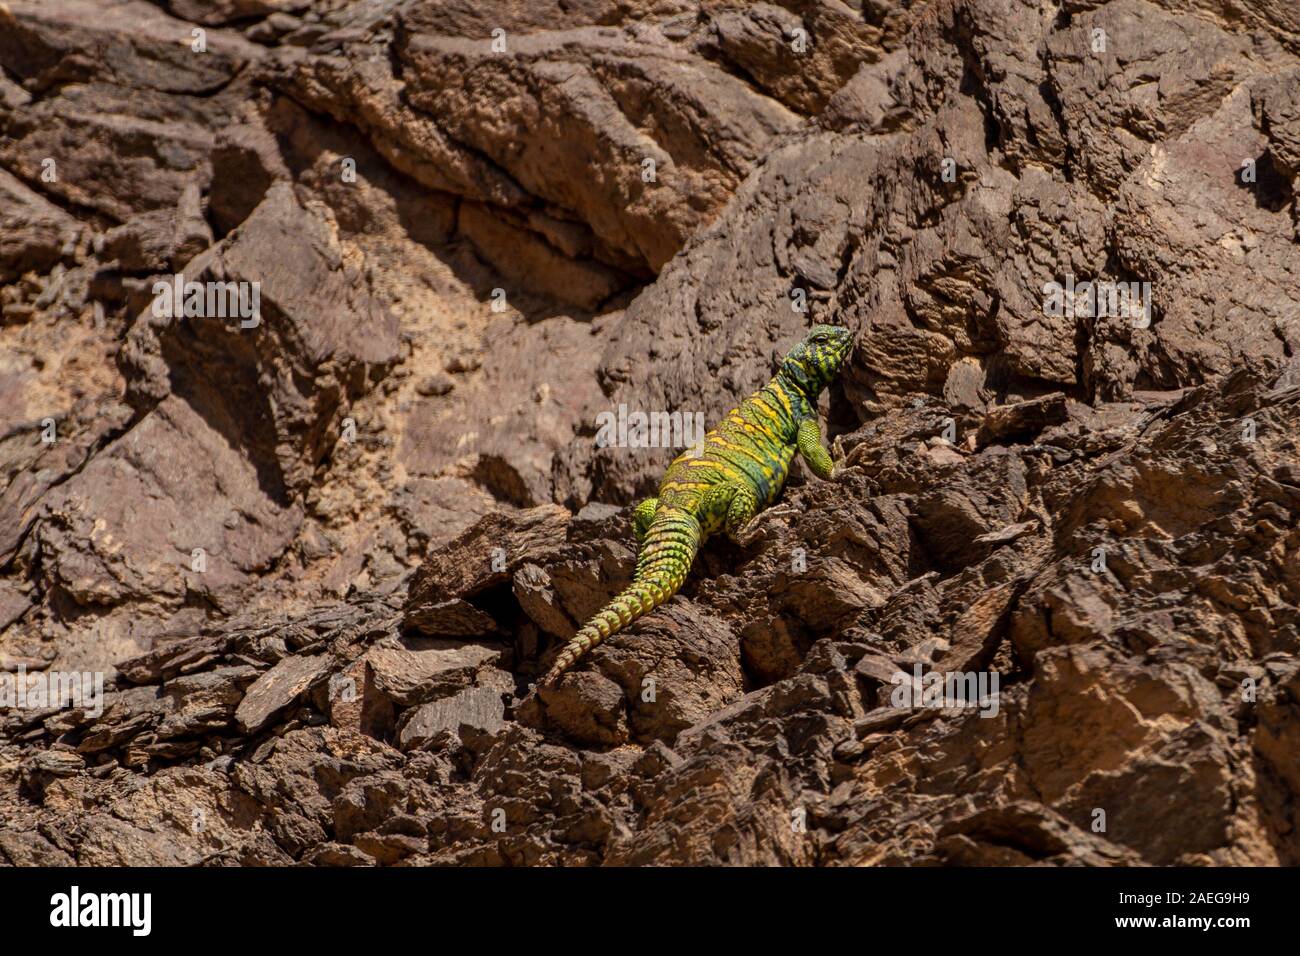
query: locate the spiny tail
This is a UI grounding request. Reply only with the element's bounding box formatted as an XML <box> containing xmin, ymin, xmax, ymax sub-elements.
<box><xmin>539</xmin><ymin>509</ymin><xmax>701</xmax><ymax>685</ymax></box>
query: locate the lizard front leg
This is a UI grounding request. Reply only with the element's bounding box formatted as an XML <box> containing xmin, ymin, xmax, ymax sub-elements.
<box><xmin>797</xmin><ymin>418</ymin><xmax>836</xmax><ymax>480</ymax></box>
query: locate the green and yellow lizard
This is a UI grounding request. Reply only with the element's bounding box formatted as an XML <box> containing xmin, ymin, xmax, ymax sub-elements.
<box><xmin>540</xmin><ymin>324</ymin><xmax>854</xmax><ymax>685</ymax></box>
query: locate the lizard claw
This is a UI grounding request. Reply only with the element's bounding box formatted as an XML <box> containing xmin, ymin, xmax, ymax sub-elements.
<box><xmin>842</xmin><ymin>440</ymin><xmax>872</xmax><ymax>470</ymax></box>
<box><xmin>731</xmin><ymin>503</ymin><xmax>799</xmax><ymax>545</ymax></box>
<box><xmin>830</xmin><ymin>436</ymin><xmax>856</xmax><ymax>478</ymax></box>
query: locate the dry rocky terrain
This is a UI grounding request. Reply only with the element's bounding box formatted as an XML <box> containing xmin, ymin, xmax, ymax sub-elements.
<box><xmin>0</xmin><ymin>0</ymin><xmax>1298</xmax><ymax>865</ymax></box>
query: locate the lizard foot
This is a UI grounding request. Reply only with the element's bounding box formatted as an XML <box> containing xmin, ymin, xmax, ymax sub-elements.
<box><xmin>730</xmin><ymin>502</ymin><xmax>799</xmax><ymax>545</ymax></box>
<box><xmin>834</xmin><ymin>435</ymin><xmax>874</xmax><ymax>473</ymax></box>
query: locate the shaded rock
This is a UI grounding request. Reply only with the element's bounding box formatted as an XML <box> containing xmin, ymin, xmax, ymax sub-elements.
<box><xmin>403</xmin><ymin>599</ymin><xmax>502</xmax><ymax>638</ymax></box>
<box><xmin>122</xmin><ymin>183</ymin><xmax>401</xmax><ymax>497</ymax></box>
<box><xmin>512</xmin><ymin>562</ymin><xmax>573</xmax><ymax>637</ymax></box>
<box><xmin>157</xmin><ymin>665</ymin><xmax>260</xmax><ymax>739</ymax></box>
<box><xmin>0</xmin><ymin>168</ymin><xmax>81</xmax><ymax>283</ymax></box>
<box><xmin>0</xmin><ymin>829</ymin><xmax>74</xmax><ymax>866</ymax></box>
<box><xmin>301</xmin><ymin>842</ymin><xmax>376</xmax><ymax>867</ymax></box>
<box><xmin>0</xmin><ymin>578</ymin><xmax>34</xmax><ymax>631</ymax></box>
<box><xmin>0</xmin><ymin>401</ymin><xmax>135</xmax><ymax>568</ymax></box>
<box><xmin>208</xmin><ymin>119</ymin><xmax>291</xmax><ymax>235</ymax></box>
<box><xmin>75</xmin><ymin>686</ymin><xmax>169</xmax><ymax>754</ymax></box>
<box><xmin>283</xmin><ymin>6</ymin><xmax>800</xmax><ymax>296</ymax></box>
<box><xmin>326</xmin><ymin>658</ymin><xmax>395</xmax><ymax>740</ymax></box>
<box><xmin>117</xmin><ymin>634</ymin><xmax>233</xmax><ymax>686</ymax></box>
<box><xmin>936</xmin><ymin>802</ymin><xmax>1143</xmax><ymax>866</ymax></box>
<box><xmin>0</xmin><ymin>0</ymin><xmax>262</xmax><ymax>220</ymax></box>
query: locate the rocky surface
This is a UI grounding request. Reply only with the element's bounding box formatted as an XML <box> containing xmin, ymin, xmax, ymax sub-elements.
<box><xmin>0</xmin><ymin>0</ymin><xmax>1297</xmax><ymax>866</ymax></box>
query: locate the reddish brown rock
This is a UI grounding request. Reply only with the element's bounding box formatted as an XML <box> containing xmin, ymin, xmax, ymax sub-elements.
<box><xmin>0</xmin><ymin>0</ymin><xmax>1297</xmax><ymax>871</ymax></box>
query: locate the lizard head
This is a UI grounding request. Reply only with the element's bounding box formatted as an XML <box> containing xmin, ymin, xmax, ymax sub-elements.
<box><xmin>780</xmin><ymin>324</ymin><xmax>854</xmax><ymax>397</ymax></box>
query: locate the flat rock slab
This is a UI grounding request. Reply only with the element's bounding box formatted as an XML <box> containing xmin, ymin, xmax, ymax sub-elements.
<box><xmin>976</xmin><ymin>393</ymin><xmax>1070</xmax><ymax>447</ymax></box>
<box><xmin>235</xmin><ymin>653</ymin><xmax>329</xmax><ymax>734</ymax></box>
<box><xmin>402</xmin><ymin>598</ymin><xmax>501</xmax><ymax>638</ymax></box>
<box><xmin>35</xmin><ymin>396</ymin><xmax>304</xmax><ymax>610</ymax></box>
<box><xmin>404</xmin><ymin>505</ymin><xmax>571</xmax><ymax>613</ymax></box>
<box><xmin>398</xmin><ymin>686</ymin><xmax>505</xmax><ymax>751</ymax></box>
<box><xmin>363</xmin><ymin>637</ymin><xmax>503</xmax><ymax>706</ymax></box>
<box><xmin>0</xmin><ymin>579</ymin><xmax>33</xmax><ymax>632</ymax></box>
<box><xmin>117</xmin><ymin>633</ymin><xmax>232</xmax><ymax>686</ymax></box>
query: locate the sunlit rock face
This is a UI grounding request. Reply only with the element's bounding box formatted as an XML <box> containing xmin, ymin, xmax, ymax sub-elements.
<box><xmin>0</xmin><ymin>0</ymin><xmax>1297</xmax><ymax>867</ymax></box>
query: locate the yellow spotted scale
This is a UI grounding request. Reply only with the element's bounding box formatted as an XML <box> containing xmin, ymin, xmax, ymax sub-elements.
<box><xmin>540</xmin><ymin>325</ymin><xmax>854</xmax><ymax>684</ymax></box>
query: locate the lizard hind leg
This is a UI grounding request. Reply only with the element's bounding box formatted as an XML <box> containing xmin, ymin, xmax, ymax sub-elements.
<box><xmin>696</xmin><ymin>481</ymin><xmax>739</xmax><ymax>538</ymax></box>
<box><xmin>723</xmin><ymin>484</ymin><xmax>760</xmax><ymax>543</ymax></box>
<box><xmin>632</xmin><ymin>497</ymin><xmax>659</xmax><ymax>543</ymax></box>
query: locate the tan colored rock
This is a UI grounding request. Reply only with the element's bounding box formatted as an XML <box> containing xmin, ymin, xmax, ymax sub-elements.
<box><xmin>362</xmin><ymin>636</ymin><xmax>502</xmax><ymax>706</ymax></box>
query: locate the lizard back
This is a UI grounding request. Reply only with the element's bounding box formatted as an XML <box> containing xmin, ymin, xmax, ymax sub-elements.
<box><xmin>658</xmin><ymin>377</ymin><xmax>813</xmax><ymax>535</ymax></box>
